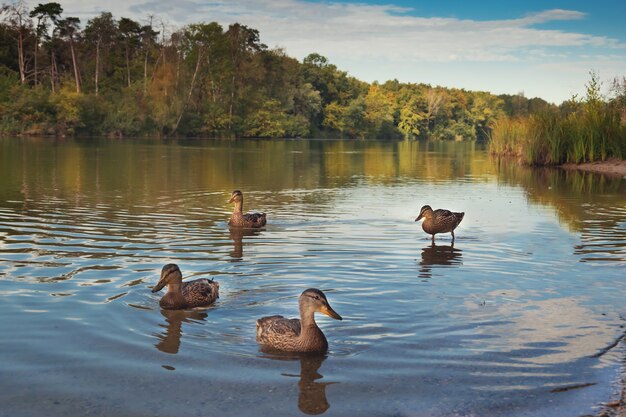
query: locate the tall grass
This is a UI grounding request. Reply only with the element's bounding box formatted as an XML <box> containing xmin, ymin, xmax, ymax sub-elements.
<box><xmin>489</xmin><ymin>102</ymin><xmax>624</xmax><ymax>165</ymax></box>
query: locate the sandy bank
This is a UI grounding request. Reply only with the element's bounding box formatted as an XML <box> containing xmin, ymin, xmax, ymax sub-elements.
<box><xmin>561</xmin><ymin>158</ymin><xmax>626</xmax><ymax>177</ymax></box>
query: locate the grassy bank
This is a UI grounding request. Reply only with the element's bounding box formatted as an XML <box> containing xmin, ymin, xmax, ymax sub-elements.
<box><xmin>489</xmin><ymin>75</ymin><xmax>626</xmax><ymax>165</ymax></box>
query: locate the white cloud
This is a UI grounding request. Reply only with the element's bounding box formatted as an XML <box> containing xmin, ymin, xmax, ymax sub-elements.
<box><xmin>48</xmin><ymin>0</ymin><xmax>626</xmax><ymax>102</ymax></box>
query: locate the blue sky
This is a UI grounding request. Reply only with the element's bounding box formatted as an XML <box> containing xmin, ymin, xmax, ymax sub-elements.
<box><xmin>60</xmin><ymin>0</ymin><xmax>626</xmax><ymax>103</ymax></box>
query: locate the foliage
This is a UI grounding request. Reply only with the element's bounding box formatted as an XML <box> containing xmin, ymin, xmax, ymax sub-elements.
<box><xmin>490</xmin><ymin>72</ymin><xmax>625</xmax><ymax>164</ymax></box>
<box><xmin>0</xmin><ymin>6</ymin><xmax>622</xmax><ymax>145</ymax></box>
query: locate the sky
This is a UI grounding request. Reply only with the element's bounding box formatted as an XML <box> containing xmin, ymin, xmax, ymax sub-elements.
<box><xmin>57</xmin><ymin>0</ymin><xmax>626</xmax><ymax>103</ymax></box>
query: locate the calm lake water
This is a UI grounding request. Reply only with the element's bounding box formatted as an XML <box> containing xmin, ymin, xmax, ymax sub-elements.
<box><xmin>1</xmin><ymin>137</ymin><xmax>625</xmax><ymax>417</ymax></box>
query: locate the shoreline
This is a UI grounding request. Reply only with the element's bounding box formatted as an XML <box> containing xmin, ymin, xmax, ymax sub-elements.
<box><xmin>560</xmin><ymin>158</ymin><xmax>626</xmax><ymax>177</ymax></box>
<box><xmin>599</xmin><ymin>354</ymin><xmax>626</xmax><ymax>417</ymax></box>
<box><xmin>561</xmin><ymin>159</ymin><xmax>625</xmax><ymax>416</ymax></box>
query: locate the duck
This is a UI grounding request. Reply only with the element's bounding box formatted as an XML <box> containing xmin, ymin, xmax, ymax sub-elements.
<box><xmin>151</xmin><ymin>264</ymin><xmax>219</xmax><ymax>310</ymax></box>
<box><xmin>228</xmin><ymin>190</ymin><xmax>267</xmax><ymax>228</ymax></box>
<box><xmin>415</xmin><ymin>205</ymin><xmax>465</xmax><ymax>243</ymax></box>
<box><xmin>256</xmin><ymin>288</ymin><xmax>342</xmax><ymax>353</ymax></box>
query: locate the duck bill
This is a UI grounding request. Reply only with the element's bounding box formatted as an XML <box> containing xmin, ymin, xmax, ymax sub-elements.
<box><xmin>228</xmin><ymin>196</ymin><xmax>235</xmax><ymax>203</ymax></box>
<box><xmin>320</xmin><ymin>304</ymin><xmax>342</xmax><ymax>321</ymax></box>
<box><xmin>415</xmin><ymin>214</ymin><xmax>423</xmax><ymax>222</ymax></box>
<box><xmin>151</xmin><ymin>280</ymin><xmax>166</xmax><ymax>293</ymax></box>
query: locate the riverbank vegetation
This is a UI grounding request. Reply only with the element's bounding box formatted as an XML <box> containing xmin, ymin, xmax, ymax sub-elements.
<box><xmin>489</xmin><ymin>73</ymin><xmax>626</xmax><ymax>165</ymax></box>
<box><xmin>1</xmin><ymin>1</ymin><xmax>513</xmax><ymax>139</ymax></box>
<box><xmin>1</xmin><ymin>1</ymin><xmax>624</xmax><ymax>165</ymax></box>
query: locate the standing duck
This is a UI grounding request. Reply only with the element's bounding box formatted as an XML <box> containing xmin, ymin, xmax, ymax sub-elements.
<box><xmin>415</xmin><ymin>205</ymin><xmax>465</xmax><ymax>243</ymax></box>
<box><xmin>256</xmin><ymin>289</ymin><xmax>342</xmax><ymax>353</ymax></box>
<box><xmin>228</xmin><ymin>190</ymin><xmax>267</xmax><ymax>228</ymax></box>
<box><xmin>151</xmin><ymin>264</ymin><xmax>219</xmax><ymax>310</ymax></box>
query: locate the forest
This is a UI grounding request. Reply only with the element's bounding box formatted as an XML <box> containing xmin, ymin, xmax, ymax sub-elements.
<box><xmin>1</xmin><ymin>0</ymin><xmax>624</xmax><ymax>151</ymax></box>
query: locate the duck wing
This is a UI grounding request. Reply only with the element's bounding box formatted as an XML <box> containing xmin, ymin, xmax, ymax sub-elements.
<box><xmin>243</xmin><ymin>212</ymin><xmax>267</xmax><ymax>227</ymax></box>
<box><xmin>433</xmin><ymin>209</ymin><xmax>464</xmax><ymax>231</ymax></box>
<box><xmin>256</xmin><ymin>315</ymin><xmax>301</xmax><ymax>343</ymax></box>
<box><xmin>182</xmin><ymin>279</ymin><xmax>219</xmax><ymax>307</ymax></box>
<box><xmin>433</xmin><ymin>208</ymin><xmax>454</xmax><ymax>218</ymax></box>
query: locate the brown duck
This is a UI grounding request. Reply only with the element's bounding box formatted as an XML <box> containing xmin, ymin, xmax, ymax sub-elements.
<box><xmin>415</xmin><ymin>205</ymin><xmax>465</xmax><ymax>243</ymax></box>
<box><xmin>151</xmin><ymin>264</ymin><xmax>219</xmax><ymax>310</ymax></box>
<box><xmin>256</xmin><ymin>289</ymin><xmax>342</xmax><ymax>353</ymax></box>
<box><xmin>228</xmin><ymin>190</ymin><xmax>267</xmax><ymax>228</ymax></box>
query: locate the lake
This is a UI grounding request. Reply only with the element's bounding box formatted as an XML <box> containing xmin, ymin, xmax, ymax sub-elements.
<box><xmin>0</xmin><ymin>137</ymin><xmax>625</xmax><ymax>417</ymax></box>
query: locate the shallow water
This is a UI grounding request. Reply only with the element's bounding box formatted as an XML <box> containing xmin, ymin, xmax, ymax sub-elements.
<box><xmin>1</xmin><ymin>138</ymin><xmax>625</xmax><ymax>417</ymax></box>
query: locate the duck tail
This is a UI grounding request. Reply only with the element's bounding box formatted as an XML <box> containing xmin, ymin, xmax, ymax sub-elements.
<box><xmin>455</xmin><ymin>212</ymin><xmax>465</xmax><ymax>223</ymax></box>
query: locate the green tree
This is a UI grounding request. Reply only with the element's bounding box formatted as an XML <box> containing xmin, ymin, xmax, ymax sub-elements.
<box><xmin>56</xmin><ymin>16</ymin><xmax>81</xmax><ymax>93</ymax></box>
<box><xmin>29</xmin><ymin>2</ymin><xmax>61</xmax><ymax>86</ymax></box>
<box><xmin>1</xmin><ymin>0</ymin><xmax>31</xmax><ymax>84</ymax></box>
<box><xmin>225</xmin><ymin>23</ymin><xmax>265</xmax><ymax>130</ymax></box>
<box><xmin>84</xmin><ymin>12</ymin><xmax>116</xmax><ymax>96</ymax></box>
<box><xmin>118</xmin><ymin>17</ymin><xmax>141</xmax><ymax>88</ymax></box>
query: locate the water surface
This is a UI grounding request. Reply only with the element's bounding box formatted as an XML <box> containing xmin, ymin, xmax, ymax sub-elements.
<box><xmin>1</xmin><ymin>138</ymin><xmax>625</xmax><ymax>416</ymax></box>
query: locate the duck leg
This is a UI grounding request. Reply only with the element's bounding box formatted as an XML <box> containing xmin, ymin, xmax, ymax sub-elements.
<box><xmin>451</xmin><ymin>231</ymin><xmax>455</xmax><ymax>243</ymax></box>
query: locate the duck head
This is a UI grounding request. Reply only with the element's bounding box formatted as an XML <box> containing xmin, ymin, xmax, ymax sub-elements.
<box><xmin>152</xmin><ymin>264</ymin><xmax>182</xmax><ymax>293</ymax></box>
<box><xmin>300</xmin><ymin>288</ymin><xmax>342</xmax><ymax>320</ymax></box>
<box><xmin>228</xmin><ymin>190</ymin><xmax>243</xmax><ymax>204</ymax></box>
<box><xmin>415</xmin><ymin>205</ymin><xmax>433</xmax><ymax>222</ymax></box>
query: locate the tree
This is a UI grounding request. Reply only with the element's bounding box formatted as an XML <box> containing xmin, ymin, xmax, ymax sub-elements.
<box><xmin>140</xmin><ymin>16</ymin><xmax>158</xmax><ymax>94</ymax></box>
<box><xmin>1</xmin><ymin>0</ymin><xmax>31</xmax><ymax>84</ymax></box>
<box><xmin>56</xmin><ymin>17</ymin><xmax>81</xmax><ymax>93</ymax></box>
<box><xmin>84</xmin><ymin>12</ymin><xmax>116</xmax><ymax>95</ymax></box>
<box><xmin>468</xmin><ymin>92</ymin><xmax>503</xmax><ymax>140</ymax></box>
<box><xmin>118</xmin><ymin>17</ymin><xmax>141</xmax><ymax>88</ymax></box>
<box><xmin>243</xmin><ymin>99</ymin><xmax>286</xmax><ymax>137</ymax></box>
<box><xmin>29</xmin><ymin>2</ymin><xmax>62</xmax><ymax>85</ymax></box>
<box><xmin>398</xmin><ymin>99</ymin><xmax>425</xmax><ymax>139</ymax></box>
<box><xmin>170</xmin><ymin>22</ymin><xmax>225</xmax><ymax>135</ymax></box>
<box><xmin>225</xmin><ymin>23</ymin><xmax>265</xmax><ymax>130</ymax></box>
<box><xmin>292</xmin><ymin>82</ymin><xmax>321</xmax><ymax>120</ymax></box>
<box><xmin>322</xmin><ymin>102</ymin><xmax>346</xmax><ymax>134</ymax></box>
<box><xmin>364</xmin><ymin>84</ymin><xmax>395</xmax><ymax>135</ymax></box>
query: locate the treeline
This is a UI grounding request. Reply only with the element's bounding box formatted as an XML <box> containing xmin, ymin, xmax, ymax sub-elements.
<box><xmin>1</xmin><ymin>1</ymin><xmax>528</xmax><ymax>139</ymax></box>
<box><xmin>1</xmin><ymin>1</ymin><xmax>623</xmax><ymax>149</ymax></box>
<box><xmin>490</xmin><ymin>73</ymin><xmax>626</xmax><ymax>164</ymax></box>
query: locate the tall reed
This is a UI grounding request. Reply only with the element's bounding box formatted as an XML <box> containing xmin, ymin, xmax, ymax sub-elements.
<box><xmin>489</xmin><ymin>103</ymin><xmax>624</xmax><ymax>165</ymax></box>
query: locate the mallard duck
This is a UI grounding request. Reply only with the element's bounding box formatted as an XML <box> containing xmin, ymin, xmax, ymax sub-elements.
<box><xmin>151</xmin><ymin>264</ymin><xmax>219</xmax><ymax>310</ymax></box>
<box><xmin>228</xmin><ymin>190</ymin><xmax>267</xmax><ymax>228</ymax></box>
<box><xmin>415</xmin><ymin>205</ymin><xmax>465</xmax><ymax>243</ymax></box>
<box><xmin>256</xmin><ymin>288</ymin><xmax>342</xmax><ymax>353</ymax></box>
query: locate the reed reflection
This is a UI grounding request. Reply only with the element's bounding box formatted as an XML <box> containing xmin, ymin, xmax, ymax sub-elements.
<box><xmin>493</xmin><ymin>159</ymin><xmax>626</xmax><ymax>263</ymax></box>
<box><xmin>154</xmin><ymin>309</ymin><xmax>207</xmax><ymax>354</ymax></box>
<box><xmin>418</xmin><ymin>243</ymin><xmax>463</xmax><ymax>279</ymax></box>
<box><xmin>263</xmin><ymin>353</ymin><xmax>335</xmax><ymax>415</ymax></box>
<box><xmin>228</xmin><ymin>227</ymin><xmax>262</xmax><ymax>260</ymax></box>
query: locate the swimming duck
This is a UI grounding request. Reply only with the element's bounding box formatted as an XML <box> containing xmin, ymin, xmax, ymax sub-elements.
<box><xmin>256</xmin><ymin>288</ymin><xmax>342</xmax><ymax>353</ymax></box>
<box><xmin>415</xmin><ymin>205</ymin><xmax>465</xmax><ymax>243</ymax></box>
<box><xmin>151</xmin><ymin>264</ymin><xmax>219</xmax><ymax>310</ymax></box>
<box><xmin>228</xmin><ymin>190</ymin><xmax>267</xmax><ymax>228</ymax></box>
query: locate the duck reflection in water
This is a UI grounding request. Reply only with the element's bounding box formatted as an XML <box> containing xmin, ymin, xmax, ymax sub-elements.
<box><xmin>228</xmin><ymin>227</ymin><xmax>262</xmax><ymax>261</ymax></box>
<box><xmin>419</xmin><ymin>243</ymin><xmax>463</xmax><ymax>279</ymax></box>
<box><xmin>154</xmin><ymin>309</ymin><xmax>208</xmax><ymax>354</ymax></box>
<box><xmin>263</xmin><ymin>353</ymin><xmax>335</xmax><ymax>415</ymax></box>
